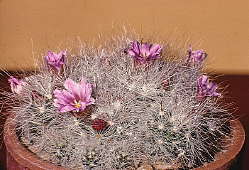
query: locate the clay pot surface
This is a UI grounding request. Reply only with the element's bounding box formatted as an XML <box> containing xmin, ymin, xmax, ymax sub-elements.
<box><xmin>4</xmin><ymin>117</ymin><xmax>67</xmax><ymax>170</ymax></box>
<box><xmin>194</xmin><ymin>120</ymin><xmax>245</xmax><ymax>170</ymax></box>
<box><xmin>4</xmin><ymin>117</ymin><xmax>245</xmax><ymax>170</ymax></box>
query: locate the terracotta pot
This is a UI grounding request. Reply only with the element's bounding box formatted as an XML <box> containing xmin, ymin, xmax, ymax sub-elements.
<box><xmin>194</xmin><ymin>120</ymin><xmax>245</xmax><ymax>170</ymax></box>
<box><xmin>4</xmin><ymin>117</ymin><xmax>245</xmax><ymax>170</ymax></box>
<box><xmin>4</xmin><ymin>117</ymin><xmax>66</xmax><ymax>170</ymax></box>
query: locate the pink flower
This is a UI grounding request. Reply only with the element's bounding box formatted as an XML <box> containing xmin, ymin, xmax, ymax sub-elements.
<box><xmin>54</xmin><ymin>78</ymin><xmax>95</xmax><ymax>113</ymax></box>
<box><xmin>187</xmin><ymin>48</ymin><xmax>207</xmax><ymax>64</ymax></box>
<box><xmin>8</xmin><ymin>76</ymin><xmax>25</xmax><ymax>94</ymax></box>
<box><xmin>197</xmin><ymin>75</ymin><xmax>221</xmax><ymax>99</ymax></box>
<box><xmin>126</xmin><ymin>41</ymin><xmax>162</xmax><ymax>64</ymax></box>
<box><xmin>45</xmin><ymin>51</ymin><xmax>66</xmax><ymax>71</ymax></box>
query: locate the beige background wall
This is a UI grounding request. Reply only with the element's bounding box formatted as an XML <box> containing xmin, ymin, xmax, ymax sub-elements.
<box><xmin>0</xmin><ymin>0</ymin><xmax>248</xmax><ymax>74</ymax></box>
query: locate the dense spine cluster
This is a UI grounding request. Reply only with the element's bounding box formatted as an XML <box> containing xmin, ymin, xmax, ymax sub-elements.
<box><xmin>3</xmin><ymin>35</ymin><xmax>231</xmax><ymax>169</ymax></box>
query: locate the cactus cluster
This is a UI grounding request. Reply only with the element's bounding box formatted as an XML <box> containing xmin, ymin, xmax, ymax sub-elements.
<box><xmin>2</xmin><ymin>35</ymin><xmax>232</xmax><ymax>169</ymax></box>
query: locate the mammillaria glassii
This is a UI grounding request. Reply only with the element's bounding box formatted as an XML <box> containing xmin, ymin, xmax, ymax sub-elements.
<box><xmin>2</xmin><ymin>35</ymin><xmax>231</xmax><ymax>170</ymax></box>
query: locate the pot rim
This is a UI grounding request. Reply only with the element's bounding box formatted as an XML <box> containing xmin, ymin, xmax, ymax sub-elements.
<box><xmin>4</xmin><ymin>117</ymin><xmax>245</xmax><ymax>170</ymax></box>
<box><xmin>4</xmin><ymin>116</ymin><xmax>67</xmax><ymax>170</ymax></box>
<box><xmin>195</xmin><ymin>119</ymin><xmax>245</xmax><ymax>170</ymax></box>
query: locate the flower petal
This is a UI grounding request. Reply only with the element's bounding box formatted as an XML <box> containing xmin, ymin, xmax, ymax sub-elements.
<box><xmin>126</xmin><ymin>41</ymin><xmax>162</xmax><ymax>64</ymax></box>
<box><xmin>59</xmin><ymin>105</ymin><xmax>76</xmax><ymax>112</ymax></box>
<box><xmin>150</xmin><ymin>44</ymin><xmax>162</xmax><ymax>55</ymax></box>
<box><xmin>54</xmin><ymin>78</ymin><xmax>95</xmax><ymax>113</ymax></box>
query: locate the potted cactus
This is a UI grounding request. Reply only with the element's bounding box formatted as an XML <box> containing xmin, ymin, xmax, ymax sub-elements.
<box><xmin>2</xmin><ymin>35</ymin><xmax>245</xmax><ymax>170</ymax></box>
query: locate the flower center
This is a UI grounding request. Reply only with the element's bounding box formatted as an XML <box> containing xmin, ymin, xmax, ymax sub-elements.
<box><xmin>74</xmin><ymin>100</ymin><xmax>81</xmax><ymax>109</ymax></box>
<box><xmin>141</xmin><ymin>53</ymin><xmax>148</xmax><ymax>59</ymax></box>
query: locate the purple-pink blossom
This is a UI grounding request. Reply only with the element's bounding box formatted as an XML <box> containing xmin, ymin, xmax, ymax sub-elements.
<box><xmin>8</xmin><ymin>76</ymin><xmax>25</xmax><ymax>94</ymax></box>
<box><xmin>45</xmin><ymin>51</ymin><xmax>66</xmax><ymax>71</ymax></box>
<box><xmin>53</xmin><ymin>78</ymin><xmax>95</xmax><ymax>113</ymax></box>
<box><xmin>126</xmin><ymin>41</ymin><xmax>162</xmax><ymax>64</ymax></box>
<box><xmin>187</xmin><ymin>48</ymin><xmax>207</xmax><ymax>64</ymax></box>
<box><xmin>197</xmin><ymin>75</ymin><xmax>221</xmax><ymax>99</ymax></box>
